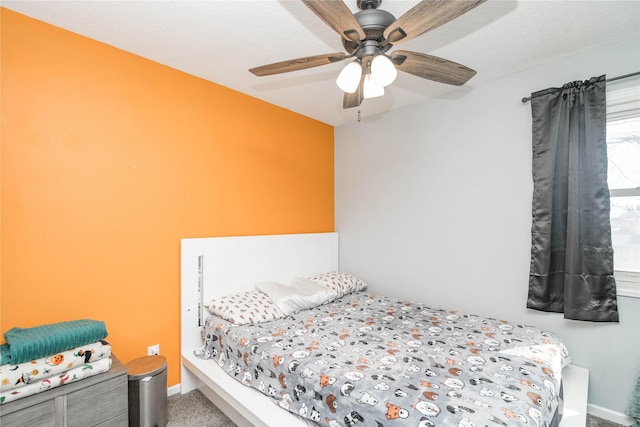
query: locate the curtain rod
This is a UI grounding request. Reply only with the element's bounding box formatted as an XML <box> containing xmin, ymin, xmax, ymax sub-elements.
<box><xmin>521</xmin><ymin>71</ymin><xmax>640</xmax><ymax>103</ymax></box>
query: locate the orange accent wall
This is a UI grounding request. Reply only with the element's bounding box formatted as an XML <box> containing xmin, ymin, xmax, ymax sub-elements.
<box><xmin>0</xmin><ymin>8</ymin><xmax>334</xmax><ymax>387</ymax></box>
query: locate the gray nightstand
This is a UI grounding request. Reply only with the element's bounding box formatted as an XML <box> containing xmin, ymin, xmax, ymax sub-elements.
<box><xmin>0</xmin><ymin>355</ymin><xmax>128</xmax><ymax>427</ymax></box>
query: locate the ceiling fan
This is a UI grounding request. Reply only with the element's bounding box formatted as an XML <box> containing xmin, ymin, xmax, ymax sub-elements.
<box><xmin>249</xmin><ymin>0</ymin><xmax>486</xmax><ymax>109</ymax></box>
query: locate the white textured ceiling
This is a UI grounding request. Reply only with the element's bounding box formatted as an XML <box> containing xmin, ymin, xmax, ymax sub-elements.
<box><xmin>3</xmin><ymin>0</ymin><xmax>640</xmax><ymax>126</ymax></box>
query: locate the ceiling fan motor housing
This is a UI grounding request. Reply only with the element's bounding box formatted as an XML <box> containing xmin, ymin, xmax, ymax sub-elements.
<box><xmin>343</xmin><ymin>6</ymin><xmax>396</xmax><ymax>53</ymax></box>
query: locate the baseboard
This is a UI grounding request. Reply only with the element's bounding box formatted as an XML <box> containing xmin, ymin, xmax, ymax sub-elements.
<box><xmin>168</xmin><ymin>383</ymin><xmax>181</xmax><ymax>396</ymax></box>
<box><xmin>588</xmin><ymin>403</ymin><xmax>636</xmax><ymax>426</ymax></box>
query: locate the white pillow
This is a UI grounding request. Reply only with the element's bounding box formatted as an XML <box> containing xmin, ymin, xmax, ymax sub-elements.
<box><xmin>256</xmin><ymin>278</ymin><xmax>338</xmax><ymax>315</ymax></box>
<box><xmin>306</xmin><ymin>271</ymin><xmax>367</xmax><ymax>298</ymax></box>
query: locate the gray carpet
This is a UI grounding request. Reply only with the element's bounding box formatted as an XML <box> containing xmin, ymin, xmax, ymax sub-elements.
<box><xmin>168</xmin><ymin>389</ymin><xmax>629</xmax><ymax>427</ymax></box>
<box><xmin>167</xmin><ymin>389</ymin><xmax>235</xmax><ymax>427</ymax></box>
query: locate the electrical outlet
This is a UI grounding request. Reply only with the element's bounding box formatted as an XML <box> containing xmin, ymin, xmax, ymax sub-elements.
<box><xmin>147</xmin><ymin>344</ymin><xmax>160</xmax><ymax>356</ymax></box>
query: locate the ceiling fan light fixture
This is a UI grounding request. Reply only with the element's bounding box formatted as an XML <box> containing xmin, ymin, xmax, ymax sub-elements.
<box><xmin>336</xmin><ymin>61</ymin><xmax>362</xmax><ymax>93</ymax></box>
<box><xmin>371</xmin><ymin>54</ymin><xmax>397</xmax><ymax>87</ymax></box>
<box><xmin>363</xmin><ymin>73</ymin><xmax>384</xmax><ymax>99</ymax></box>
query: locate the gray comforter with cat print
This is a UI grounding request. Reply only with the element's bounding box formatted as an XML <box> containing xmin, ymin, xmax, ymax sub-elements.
<box><xmin>197</xmin><ymin>292</ymin><xmax>569</xmax><ymax>427</ymax></box>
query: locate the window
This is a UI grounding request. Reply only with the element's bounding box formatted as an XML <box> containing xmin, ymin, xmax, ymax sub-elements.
<box><xmin>607</xmin><ymin>76</ymin><xmax>640</xmax><ymax>298</ymax></box>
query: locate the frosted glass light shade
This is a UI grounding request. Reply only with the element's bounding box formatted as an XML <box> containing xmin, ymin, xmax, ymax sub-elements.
<box><xmin>371</xmin><ymin>54</ymin><xmax>397</xmax><ymax>87</ymax></box>
<box><xmin>336</xmin><ymin>61</ymin><xmax>362</xmax><ymax>93</ymax></box>
<box><xmin>363</xmin><ymin>74</ymin><xmax>384</xmax><ymax>99</ymax></box>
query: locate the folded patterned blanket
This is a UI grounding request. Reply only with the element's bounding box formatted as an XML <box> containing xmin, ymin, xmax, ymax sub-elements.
<box><xmin>1</xmin><ymin>320</ymin><xmax>107</xmax><ymax>365</ymax></box>
<box><xmin>0</xmin><ymin>357</ymin><xmax>112</xmax><ymax>404</ymax></box>
<box><xmin>0</xmin><ymin>340</ymin><xmax>111</xmax><ymax>392</ymax></box>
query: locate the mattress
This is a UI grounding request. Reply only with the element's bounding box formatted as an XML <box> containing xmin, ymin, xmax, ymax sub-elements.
<box><xmin>197</xmin><ymin>292</ymin><xmax>570</xmax><ymax>427</ymax></box>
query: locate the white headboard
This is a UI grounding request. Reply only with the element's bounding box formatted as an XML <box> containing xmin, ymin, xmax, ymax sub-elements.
<box><xmin>180</xmin><ymin>232</ymin><xmax>339</xmax><ymax>375</ymax></box>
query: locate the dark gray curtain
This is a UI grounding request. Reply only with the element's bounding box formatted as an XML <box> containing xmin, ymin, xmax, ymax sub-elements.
<box><xmin>528</xmin><ymin>75</ymin><xmax>619</xmax><ymax>322</ymax></box>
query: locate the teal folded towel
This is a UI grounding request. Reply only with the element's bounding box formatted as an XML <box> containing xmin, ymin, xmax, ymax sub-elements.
<box><xmin>1</xmin><ymin>319</ymin><xmax>107</xmax><ymax>365</ymax></box>
<box><xmin>0</xmin><ymin>344</ymin><xmax>11</xmax><ymax>365</ymax></box>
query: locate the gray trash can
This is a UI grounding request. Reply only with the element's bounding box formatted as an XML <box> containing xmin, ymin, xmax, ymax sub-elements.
<box><xmin>127</xmin><ymin>355</ymin><xmax>168</xmax><ymax>427</ymax></box>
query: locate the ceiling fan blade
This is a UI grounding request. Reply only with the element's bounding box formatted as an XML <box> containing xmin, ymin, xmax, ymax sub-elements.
<box><xmin>250</xmin><ymin>52</ymin><xmax>347</xmax><ymax>76</ymax></box>
<box><xmin>391</xmin><ymin>50</ymin><xmax>476</xmax><ymax>86</ymax></box>
<box><xmin>302</xmin><ymin>0</ymin><xmax>366</xmax><ymax>43</ymax></box>
<box><xmin>343</xmin><ymin>75</ymin><xmax>365</xmax><ymax>109</ymax></box>
<box><xmin>384</xmin><ymin>0</ymin><xmax>486</xmax><ymax>45</ymax></box>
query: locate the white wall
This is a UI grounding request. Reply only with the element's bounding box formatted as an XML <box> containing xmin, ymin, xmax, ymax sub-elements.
<box><xmin>335</xmin><ymin>38</ymin><xmax>640</xmax><ymax>416</ymax></box>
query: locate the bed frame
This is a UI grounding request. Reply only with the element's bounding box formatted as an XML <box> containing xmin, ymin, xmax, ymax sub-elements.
<box><xmin>180</xmin><ymin>232</ymin><xmax>338</xmax><ymax>427</ymax></box>
<box><xmin>180</xmin><ymin>231</ymin><xmax>588</xmax><ymax>427</ymax></box>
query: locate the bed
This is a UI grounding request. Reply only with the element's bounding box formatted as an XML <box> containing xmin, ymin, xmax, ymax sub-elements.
<box><xmin>180</xmin><ymin>232</ymin><xmax>580</xmax><ymax>427</ymax></box>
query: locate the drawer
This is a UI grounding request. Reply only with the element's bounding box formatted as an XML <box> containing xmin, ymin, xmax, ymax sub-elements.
<box><xmin>66</xmin><ymin>374</ymin><xmax>128</xmax><ymax>427</ymax></box>
<box><xmin>94</xmin><ymin>412</ymin><xmax>129</xmax><ymax>426</ymax></box>
<box><xmin>1</xmin><ymin>398</ymin><xmax>56</xmax><ymax>427</ymax></box>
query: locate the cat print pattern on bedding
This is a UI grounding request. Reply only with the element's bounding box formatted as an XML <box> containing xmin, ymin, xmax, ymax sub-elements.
<box><xmin>197</xmin><ymin>292</ymin><xmax>570</xmax><ymax>427</ymax></box>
